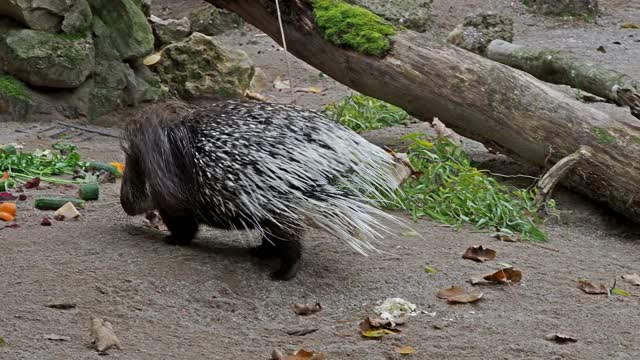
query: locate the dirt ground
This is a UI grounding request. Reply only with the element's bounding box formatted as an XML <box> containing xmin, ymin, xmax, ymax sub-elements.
<box><xmin>1</xmin><ymin>1</ymin><xmax>640</xmax><ymax>359</ymax></box>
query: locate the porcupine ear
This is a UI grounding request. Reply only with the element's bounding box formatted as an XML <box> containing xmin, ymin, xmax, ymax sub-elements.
<box><xmin>128</xmin><ymin>101</ymin><xmax>197</xmax><ymax>214</ymax></box>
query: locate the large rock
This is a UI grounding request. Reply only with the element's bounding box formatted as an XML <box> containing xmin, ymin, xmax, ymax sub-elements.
<box><xmin>152</xmin><ymin>17</ymin><xmax>191</xmax><ymax>47</ymax></box>
<box><xmin>150</xmin><ymin>32</ymin><xmax>254</xmax><ymax>99</ymax></box>
<box><xmin>524</xmin><ymin>0</ymin><xmax>599</xmax><ymax>17</ymax></box>
<box><xmin>447</xmin><ymin>12</ymin><xmax>513</xmax><ymax>56</ymax></box>
<box><xmin>0</xmin><ymin>0</ymin><xmax>92</xmax><ymax>34</ymax></box>
<box><xmin>89</xmin><ymin>0</ymin><xmax>153</xmax><ymax>60</ymax></box>
<box><xmin>131</xmin><ymin>0</ymin><xmax>152</xmax><ymax>17</ymax></box>
<box><xmin>0</xmin><ymin>29</ymin><xmax>94</xmax><ymax>88</ymax></box>
<box><xmin>90</xmin><ymin>60</ymin><xmax>164</xmax><ymax>118</ymax></box>
<box><xmin>188</xmin><ymin>5</ymin><xmax>243</xmax><ymax>36</ymax></box>
<box><xmin>345</xmin><ymin>0</ymin><xmax>432</xmax><ymax>32</ymax></box>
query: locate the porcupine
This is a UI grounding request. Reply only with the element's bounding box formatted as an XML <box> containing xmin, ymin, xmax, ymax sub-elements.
<box><xmin>120</xmin><ymin>100</ymin><xmax>406</xmax><ymax>280</ymax></box>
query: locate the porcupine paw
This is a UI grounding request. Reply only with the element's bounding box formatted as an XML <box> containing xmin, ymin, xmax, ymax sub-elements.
<box><xmin>248</xmin><ymin>243</ymin><xmax>279</xmax><ymax>259</ymax></box>
<box><xmin>271</xmin><ymin>258</ymin><xmax>302</xmax><ymax>281</ymax></box>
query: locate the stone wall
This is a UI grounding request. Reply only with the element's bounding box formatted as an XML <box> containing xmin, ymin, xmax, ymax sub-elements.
<box><xmin>0</xmin><ymin>1</ymin><xmax>253</xmax><ymax>123</ymax></box>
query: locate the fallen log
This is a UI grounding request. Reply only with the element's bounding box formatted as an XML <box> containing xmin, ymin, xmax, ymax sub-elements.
<box><xmin>487</xmin><ymin>39</ymin><xmax>640</xmax><ymax>119</ymax></box>
<box><xmin>205</xmin><ymin>0</ymin><xmax>640</xmax><ymax>224</ymax></box>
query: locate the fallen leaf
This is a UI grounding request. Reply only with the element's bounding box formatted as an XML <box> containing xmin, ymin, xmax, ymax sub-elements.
<box><xmin>394</xmin><ymin>345</ymin><xmax>416</xmax><ymax>355</ymax></box>
<box><xmin>424</xmin><ymin>265</ymin><xmax>439</xmax><ymax>275</ymax></box>
<box><xmin>436</xmin><ymin>285</ymin><xmax>465</xmax><ymax>299</ymax></box>
<box><xmin>401</xmin><ymin>230</ymin><xmax>418</xmax><ymax>236</ymax></box>
<box><xmin>245</xmin><ymin>90</ymin><xmax>266</xmax><ymax>102</ymax></box>
<box><xmin>462</xmin><ymin>245</ymin><xmax>496</xmax><ymax>262</ymax></box>
<box><xmin>280</xmin><ymin>349</ymin><xmax>325</xmax><ymax>360</ymax></box>
<box><xmin>596</xmin><ymin>45</ymin><xmax>607</xmax><ymax>53</ymax></box>
<box><xmin>293</xmin><ymin>303</ymin><xmax>322</xmax><ymax>315</ymax></box>
<box><xmin>577</xmin><ymin>280</ymin><xmax>608</xmax><ymax>295</ymax></box>
<box><xmin>622</xmin><ymin>273</ymin><xmax>640</xmax><ymax>286</ymax></box>
<box><xmin>295</xmin><ymin>87</ymin><xmax>322</xmax><ymax>94</ymax></box>
<box><xmin>447</xmin><ymin>293</ymin><xmax>483</xmax><ymax>304</ymax></box>
<box><xmin>273</xmin><ymin>76</ymin><xmax>290</xmax><ymax>89</ymax></box>
<box><xmin>1</xmin><ymin>172</ymin><xmax>8</xmax><ymax>180</ymax></box>
<box><xmin>361</xmin><ymin>329</ymin><xmax>399</xmax><ymax>338</ymax></box>
<box><xmin>432</xmin><ymin>117</ymin><xmax>462</xmax><ymax>145</ymax></box>
<box><xmin>44</xmin><ymin>334</ymin><xmax>70</xmax><ymax>341</ymax></box>
<box><xmin>611</xmin><ymin>288</ymin><xmax>631</xmax><ymax>297</ymax></box>
<box><xmin>544</xmin><ymin>333</ymin><xmax>578</xmax><ymax>344</ymax></box>
<box><xmin>0</xmin><ymin>336</ymin><xmax>5</xmax><ymax>347</ymax></box>
<box><xmin>477</xmin><ymin>267</ymin><xmax>522</xmax><ymax>284</ymax></box>
<box><xmin>622</xmin><ymin>23</ymin><xmax>640</xmax><ymax>29</ymax></box>
<box><xmin>143</xmin><ymin>52</ymin><xmax>162</xmax><ymax>66</ymax></box>
<box><xmin>358</xmin><ymin>318</ymin><xmax>401</xmax><ymax>338</ymax></box>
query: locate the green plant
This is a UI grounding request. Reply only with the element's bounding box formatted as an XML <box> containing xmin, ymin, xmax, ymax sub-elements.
<box><xmin>312</xmin><ymin>0</ymin><xmax>396</xmax><ymax>56</ymax></box>
<box><xmin>324</xmin><ymin>94</ymin><xmax>410</xmax><ymax>132</ymax></box>
<box><xmin>0</xmin><ymin>143</ymin><xmax>89</xmax><ymax>187</ymax></box>
<box><xmin>0</xmin><ymin>75</ymin><xmax>30</xmax><ymax>102</ymax></box>
<box><xmin>385</xmin><ymin>133</ymin><xmax>546</xmax><ymax>241</ymax></box>
<box><xmin>593</xmin><ymin>127</ymin><xmax>617</xmax><ymax>144</ymax></box>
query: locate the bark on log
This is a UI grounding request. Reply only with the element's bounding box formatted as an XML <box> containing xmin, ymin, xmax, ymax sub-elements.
<box><xmin>205</xmin><ymin>0</ymin><xmax>640</xmax><ymax>224</ymax></box>
<box><xmin>487</xmin><ymin>39</ymin><xmax>640</xmax><ymax>119</ymax></box>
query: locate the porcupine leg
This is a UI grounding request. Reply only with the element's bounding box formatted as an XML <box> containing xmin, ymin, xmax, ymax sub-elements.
<box><xmin>256</xmin><ymin>220</ymin><xmax>303</xmax><ymax>281</ymax></box>
<box><xmin>158</xmin><ymin>210</ymin><xmax>199</xmax><ymax>246</ymax></box>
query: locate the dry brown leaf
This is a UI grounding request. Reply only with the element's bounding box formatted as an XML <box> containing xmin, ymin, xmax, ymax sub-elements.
<box><xmin>447</xmin><ymin>293</ymin><xmax>483</xmax><ymax>304</ymax></box>
<box><xmin>622</xmin><ymin>23</ymin><xmax>640</xmax><ymax>29</ymax></box>
<box><xmin>577</xmin><ymin>280</ymin><xmax>608</xmax><ymax>295</ymax></box>
<box><xmin>274</xmin><ymin>349</ymin><xmax>325</xmax><ymax>360</ymax></box>
<box><xmin>394</xmin><ymin>345</ymin><xmax>416</xmax><ymax>355</ymax></box>
<box><xmin>293</xmin><ymin>303</ymin><xmax>322</xmax><ymax>315</ymax></box>
<box><xmin>482</xmin><ymin>267</ymin><xmax>522</xmax><ymax>284</ymax></box>
<box><xmin>436</xmin><ymin>285</ymin><xmax>465</xmax><ymax>299</ymax></box>
<box><xmin>544</xmin><ymin>333</ymin><xmax>578</xmax><ymax>343</ymax></box>
<box><xmin>432</xmin><ymin>117</ymin><xmax>462</xmax><ymax>145</ymax></box>
<box><xmin>244</xmin><ymin>90</ymin><xmax>266</xmax><ymax>102</ymax></box>
<box><xmin>496</xmin><ymin>233</ymin><xmax>519</xmax><ymax>242</ymax></box>
<box><xmin>622</xmin><ymin>273</ymin><xmax>640</xmax><ymax>286</ymax></box>
<box><xmin>437</xmin><ymin>285</ymin><xmax>483</xmax><ymax>304</ymax></box>
<box><xmin>462</xmin><ymin>245</ymin><xmax>497</xmax><ymax>262</ymax></box>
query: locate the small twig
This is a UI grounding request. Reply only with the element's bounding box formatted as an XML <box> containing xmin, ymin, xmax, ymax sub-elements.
<box><xmin>56</xmin><ymin>122</ymin><xmax>122</xmax><ymax>139</ymax></box>
<box><xmin>480</xmin><ymin>170</ymin><xmax>540</xmax><ymax>180</ymax></box>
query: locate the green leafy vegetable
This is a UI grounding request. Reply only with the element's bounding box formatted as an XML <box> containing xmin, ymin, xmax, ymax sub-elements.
<box><xmin>384</xmin><ymin>133</ymin><xmax>546</xmax><ymax>241</ymax></box>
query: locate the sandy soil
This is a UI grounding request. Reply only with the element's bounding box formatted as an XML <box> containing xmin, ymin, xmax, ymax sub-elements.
<box><xmin>1</xmin><ymin>1</ymin><xmax>640</xmax><ymax>359</ymax></box>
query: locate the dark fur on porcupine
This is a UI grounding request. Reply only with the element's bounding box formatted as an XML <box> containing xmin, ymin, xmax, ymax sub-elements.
<box><xmin>120</xmin><ymin>100</ymin><xmax>403</xmax><ymax>280</ymax></box>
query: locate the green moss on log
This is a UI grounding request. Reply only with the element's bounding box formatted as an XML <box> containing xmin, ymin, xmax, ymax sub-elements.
<box><xmin>312</xmin><ymin>0</ymin><xmax>396</xmax><ymax>56</ymax></box>
<box><xmin>0</xmin><ymin>75</ymin><xmax>30</xmax><ymax>102</ymax></box>
<box><xmin>593</xmin><ymin>127</ymin><xmax>617</xmax><ymax>144</ymax></box>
